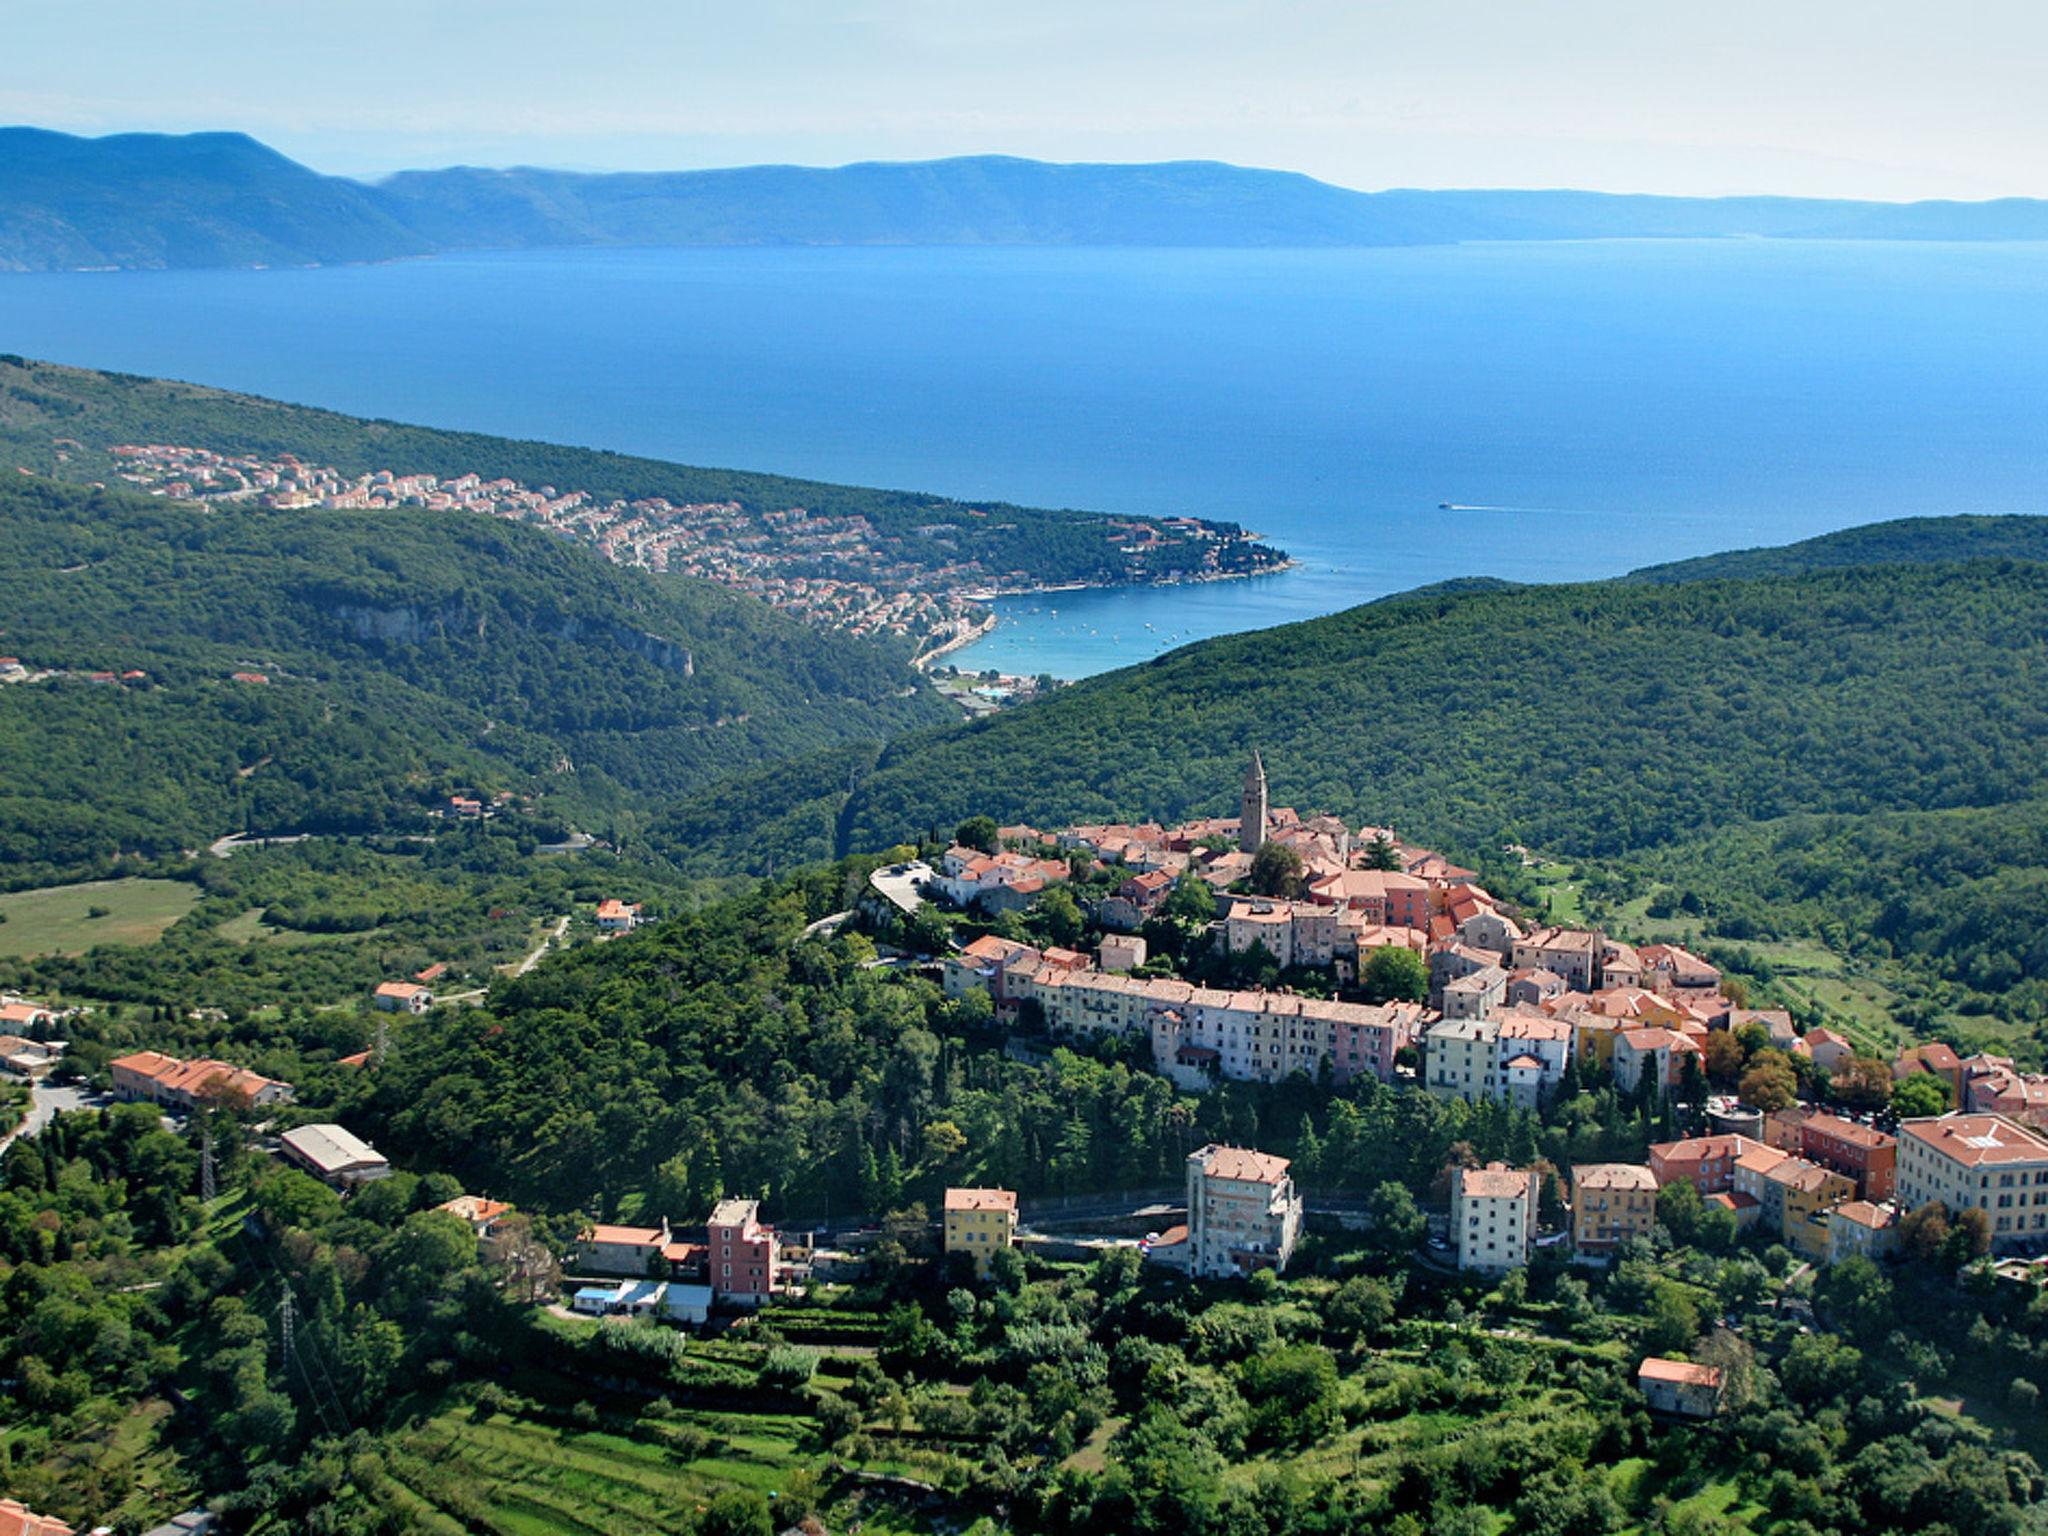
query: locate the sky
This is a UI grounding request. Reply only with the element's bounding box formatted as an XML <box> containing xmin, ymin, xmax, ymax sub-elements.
<box><xmin>4</xmin><ymin>0</ymin><xmax>2043</xmax><ymax>200</ymax></box>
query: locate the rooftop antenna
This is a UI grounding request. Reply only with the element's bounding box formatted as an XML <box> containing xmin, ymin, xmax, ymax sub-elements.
<box><xmin>200</xmin><ymin>1122</ymin><xmax>216</xmax><ymax>1204</ymax></box>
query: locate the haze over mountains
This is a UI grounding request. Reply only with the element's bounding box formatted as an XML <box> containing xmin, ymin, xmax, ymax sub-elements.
<box><xmin>10</xmin><ymin>127</ymin><xmax>2048</xmax><ymax>271</ymax></box>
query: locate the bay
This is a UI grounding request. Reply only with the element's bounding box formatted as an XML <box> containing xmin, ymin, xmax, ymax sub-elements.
<box><xmin>2</xmin><ymin>239</ymin><xmax>2045</xmax><ymax>678</ymax></box>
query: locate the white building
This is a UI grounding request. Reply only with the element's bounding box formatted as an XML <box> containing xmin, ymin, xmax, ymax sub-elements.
<box><xmin>1453</xmin><ymin>1162</ymin><xmax>1539</xmax><ymax>1273</ymax></box>
<box><xmin>279</xmin><ymin>1123</ymin><xmax>390</xmax><ymax>1187</ymax></box>
<box><xmin>1185</xmin><ymin>1144</ymin><xmax>1303</xmax><ymax>1279</ymax></box>
<box><xmin>1897</xmin><ymin>1114</ymin><xmax>2048</xmax><ymax>1250</ymax></box>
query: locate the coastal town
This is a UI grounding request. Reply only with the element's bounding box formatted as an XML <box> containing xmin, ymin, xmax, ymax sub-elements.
<box><xmin>101</xmin><ymin>442</ymin><xmax>1281</xmax><ymax>660</ymax></box>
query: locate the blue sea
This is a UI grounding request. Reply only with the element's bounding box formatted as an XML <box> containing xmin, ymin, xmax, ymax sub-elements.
<box><xmin>3</xmin><ymin>240</ymin><xmax>2046</xmax><ymax>677</ymax></box>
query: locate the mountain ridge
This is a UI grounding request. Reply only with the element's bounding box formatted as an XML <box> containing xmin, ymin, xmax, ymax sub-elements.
<box><xmin>12</xmin><ymin>128</ymin><xmax>2048</xmax><ymax>270</ymax></box>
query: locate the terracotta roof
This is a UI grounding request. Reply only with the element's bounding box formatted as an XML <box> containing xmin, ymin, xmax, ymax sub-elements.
<box><xmin>0</xmin><ymin>1498</ymin><xmax>73</xmax><ymax>1536</ymax></box>
<box><xmin>1458</xmin><ymin>1163</ymin><xmax>1534</xmax><ymax>1200</ymax></box>
<box><xmin>944</xmin><ymin>1186</ymin><xmax>1018</xmax><ymax>1213</ymax></box>
<box><xmin>374</xmin><ymin>981</ymin><xmax>429</xmax><ymax>999</ymax></box>
<box><xmin>1573</xmin><ymin>1162</ymin><xmax>1657</xmax><ymax>1192</ymax></box>
<box><xmin>1901</xmin><ymin>1114</ymin><xmax>2048</xmax><ymax>1168</ymax></box>
<box><xmin>1800</xmin><ymin>1113</ymin><xmax>1895</xmax><ymax>1151</ymax></box>
<box><xmin>1194</xmin><ymin>1144</ymin><xmax>1291</xmax><ymax>1184</ymax></box>
<box><xmin>1832</xmin><ymin>1200</ymin><xmax>1898</xmax><ymax>1231</ymax></box>
<box><xmin>1638</xmin><ymin>1357</ymin><xmax>1723</xmax><ymax>1388</ymax></box>
<box><xmin>584</xmin><ymin>1223</ymin><xmax>665</xmax><ymax>1246</ymax></box>
<box><xmin>438</xmin><ymin>1195</ymin><xmax>512</xmax><ymax>1225</ymax></box>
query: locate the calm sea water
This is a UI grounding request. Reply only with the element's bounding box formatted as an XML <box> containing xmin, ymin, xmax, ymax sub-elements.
<box><xmin>4</xmin><ymin>241</ymin><xmax>2046</xmax><ymax>677</ymax></box>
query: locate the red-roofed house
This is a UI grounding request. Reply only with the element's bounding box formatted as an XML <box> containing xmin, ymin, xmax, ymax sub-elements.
<box><xmin>1638</xmin><ymin>1357</ymin><xmax>1723</xmax><ymax>1418</ymax></box>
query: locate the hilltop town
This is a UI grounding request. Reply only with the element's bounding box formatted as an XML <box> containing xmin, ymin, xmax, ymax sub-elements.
<box><xmin>8</xmin><ymin>752</ymin><xmax>2048</xmax><ymax>1534</ymax></box>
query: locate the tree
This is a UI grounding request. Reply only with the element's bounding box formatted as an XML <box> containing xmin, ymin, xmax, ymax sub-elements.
<box><xmin>1781</xmin><ymin>1332</ymin><xmax>1863</xmax><ymax>1405</ymax></box>
<box><xmin>954</xmin><ymin>816</ymin><xmax>1000</xmax><ymax>854</ymax></box>
<box><xmin>1036</xmin><ymin>886</ymin><xmax>1085</xmax><ymax>948</ymax></box>
<box><xmin>1643</xmin><ymin>1282</ymin><xmax>1701</xmax><ymax>1355</ymax></box>
<box><xmin>1657</xmin><ymin>1180</ymin><xmax>1704</xmax><ymax>1245</ymax></box>
<box><xmin>1237</xmin><ymin>1343</ymin><xmax>1340</xmax><ymax>1447</ymax></box>
<box><xmin>1361</xmin><ymin>946</ymin><xmax>1428</xmax><ymax>1004</ymax></box>
<box><xmin>696</xmin><ymin>1489</ymin><xmax>774</xmax><ymax>1536</ymax></box>
<box><xmin>1163</xmin><ymin>875</ymin><xmax>1217</xmax><ymax>927</ymax></box>
<box><xmin>1703</xmin><ymin>1029</ymin><xmax>1744</xmax><ymax>1084</ymax></box>
<box><xmin>1367</xmin><ymin>1181</ymin><xmax>1425</xmax><ymax>1254</ymax></box>
<box><xmin>1739</xmin><ymin>1056</ymin><xmax>1798</xmax><ymax>1112</ymax></box>
<box><xmin>1892</xmin><ymin>1073</ymin><xmax>1952</xmax><ymax>1119</ymax></box>
<box><xmin>1361</xmin><ymin>836</ymin><xmax>1402</xmax><ymax>872</ymax></box>
<box><xmin>1898</xmin><ymin>1201</ymin><xmax>1951</xmax><ymax>1264</ymax></box>
<box><xmin>1817</xmin><ymin>1254</ymin><xmax>1894</xmax><ymax>1342</ymax></box>
<box><xmin>1249</xmin><ymin>842</ymin><xmax>1305</xmax><ymax>899</ymax></box>
<box><xmin>1325</xmin><ymin>1274</ymin><xmax>1397</xmax><ymax>1342</ymax></box>
<box><xmin>1833</xmin><ymin>1055</ymin><xmax>1896</xmax><ymax>1111</ymax></box>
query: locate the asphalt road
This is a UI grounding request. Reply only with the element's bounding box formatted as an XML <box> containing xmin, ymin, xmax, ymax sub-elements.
<box><xmin>1</xmin><ymin>1080</ymin><xmax>101</xmax><ymax>1150</ymax></box>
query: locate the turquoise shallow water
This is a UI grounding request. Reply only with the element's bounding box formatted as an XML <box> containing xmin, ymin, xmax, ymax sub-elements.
<box><xmin>3</xmin><ymin>239</ymin><xmax>2045</xmax><ymax>676</ymax></box>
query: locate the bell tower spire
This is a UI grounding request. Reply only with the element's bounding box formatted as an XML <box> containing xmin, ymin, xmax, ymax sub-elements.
<box><xmin>1240</xmin><ymin>749</ymin><xmax>1269</xmax><ymax>853</ymax></box>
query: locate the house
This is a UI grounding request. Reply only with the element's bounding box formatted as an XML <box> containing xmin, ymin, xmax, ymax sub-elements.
<box><xmin>0</xmin><ymin>1500</ymin><xmax>75</xmax><ymax>1536</ymax></box>
<box><xmin>0</xmin><ymin>999</ymin><xmax>54</xmax><ymax>1031</ymax></box>
<box><xmin>1648</xmin><ymin>1134</ymin><xmax>1759</xmax><ymax>1195</ymax></box>
<box><xmin>140</xmin><ymin>1512</ymin><xmax>219</xmax><ymax>1536</ymax></box>
<box><xmin>1828</xmin><ymin>1200</ymin><xmax>1901</xmax><ymax>1264</ymax></box>
<box><xmin>1896</xmin><ymin>1114</ymin><xmax>2048</xmax><ymax>1251</ymax></box>
<box><xmin>1453</xmin><ymin>1162</ymin><xmax>1539</xmax><ymax>1274</ymax></box>
<box><xmin>1511</xmin><ymin>927</ymin><xmax>1603</xmax><ymax>991</ymax></box>
<box><xmin>1098</xmin><ymin>934</ymin><xmax>1147</xmax><ymax>973</ymax></box>
<box><xmin>1893</xmin><ymin>1042</ymin><xmax>1966</xmax><ymax>1105</ymax></box>
<box><xmin>1506</xmin><ymin>968</ymin><xmax>1568</xmax><ymax>1008</ymax></box>
<box><xmin>1571</xmin><ymin>1163</ymin><xmax>1658</xmax><ymax>1257</ymax></box>
<box><xmin>1806</xmin><ymin>1028</ymin><xmax>1855</xmax><ymax>1074</ymax></box>
<box><xmin>1185</xmin><ymin>1144</ymin><xmax>1303</xmax><ymax>1278</ymax></box>
<box><xmin>1639</xmin><ymin>944</ymin><xmax>1721</xmax><ymax>996</ymax></box>
<box><xmin>708</xmin><ymin>1197</ymin><xmax>780</xmax><ymax>1302</ymax></box>
<box><xmin>1613</xmin><ymin>1027</ymin><xmax>1704</xmax><ymax>1096</ymax></box>
<box><xmin>0</xmin><ymin>1035</ymin><xmax>61</xmax><ymax>1079</ymax></box>
<box><xmin>595</xmin><ymin>899</ymin><xmax>643</xmax><ymax>934</ymax></box>
<box><xmin>1771</xmin><ymin>1159</ymin><xmax>1857</xmax><ymax>1259</ymax></box>
<box><xmin>109</xmin><ymin>1050</ymin><xmax>294</xmax><ymax>1111</ymax></box>
<box><xmin>1425</xmin><ymin>1016</ymin><xmax>1500</xmax><ymax>1103</ymax></box>
<box><xmin>1441</xmin><ymin>964</ymin><xmax>1508</xmax><ymax>1022</ymax></box>
<box><xmin>278</xmin><ymin>1123</ymin><xmax>390</xmax><ymax>1187</ymax></box>
<box><xmin>577</xmin><ymin>1219</ymin><xmax>672</xmax><ymax>1276</ymax></box>
<box><xmin>1731</xmin><ymin>1142</ymin><xmax>1793</xmax><ymax>1223</ymax></box>
<box><xmin>943</xmin><ymin>1187</ymin><xmax>1019</xmax><ymax>1278</ymax></box>
<box><xmin>1796</xmin><ymin>1114</ymin><xmax>1897</xmax><ymax>1201</ymax></box>
<box><xmin>437</xmin><ymin>1194</ymin><xmax>513</xmax><ymax>1238</ymax></box>
<box><xmin>1637</xmin><ymin>1357</ymin><xmax>1723</xmax><ymax>1418</ymax></box>
<box><xmin>372</xmin><ymin>981</ymin><xmax>433</xmax><ymax>1014</ymax></box>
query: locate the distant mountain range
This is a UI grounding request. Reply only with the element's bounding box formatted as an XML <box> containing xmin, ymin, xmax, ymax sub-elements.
<box><xmin>9</xmin><ymin>126</ymin><xmax>2048</xmax><ymax>271</ymax></box>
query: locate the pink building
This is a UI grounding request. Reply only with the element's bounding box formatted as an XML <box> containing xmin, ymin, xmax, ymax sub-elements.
<box><xmin>708</xmin><ymin>1198</ymin><xmax>779</xmax><ymax>1303</ymax></box>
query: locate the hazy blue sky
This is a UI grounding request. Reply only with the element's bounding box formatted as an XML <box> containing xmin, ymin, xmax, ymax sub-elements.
<box><xmin>5</xmin><ymin>1</ymin><xmax>2040</xmax><ymax>198</ymax></box>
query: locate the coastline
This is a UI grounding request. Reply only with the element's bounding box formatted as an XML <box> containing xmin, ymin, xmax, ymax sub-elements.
<box><xmin>924</xmin><ymin>554</ymin><xmax>1301</xmax><ymax>679</ymax></box>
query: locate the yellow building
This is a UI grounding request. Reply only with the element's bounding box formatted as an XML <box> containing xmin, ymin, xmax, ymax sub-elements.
<box><xmin>1773</xmin><ymin>1160</ymin><xmax>1856</xmax><ymax>1261</ymax></box>
<box><xmin>943</xmin><ymin>1187</ymin><xmax>1019</xmax><ymax>1277</ymax></box>
<box><xmin>1571</xmin><ymin>1163</ymin><xmax>1658</xmax><ymax>1257</ymax></box>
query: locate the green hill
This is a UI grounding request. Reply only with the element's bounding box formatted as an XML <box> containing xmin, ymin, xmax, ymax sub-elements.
<box><xmin>662</xmin><ymin>518</ymin><xmax>2048</xmax><ymax>1030</ymax></box>
<box><xmin>0</xmin><ymin>355</ymin><xmax>1279</xmax><ymax>596</ymax></box>
<box><xmin>0</xmin><ymin>475</ymin><xmax>949</xmax><ymax>884</ymax></box>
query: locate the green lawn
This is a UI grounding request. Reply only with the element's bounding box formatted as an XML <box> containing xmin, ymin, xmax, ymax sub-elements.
<box><xmin>0</xmin><ymin>877</ymin><xmax>197</xmax><ymax>957</ymax></box>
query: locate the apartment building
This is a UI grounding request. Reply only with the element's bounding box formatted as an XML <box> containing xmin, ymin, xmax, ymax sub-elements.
<box><xmin>1453</xmin><ymin>1162</ymin><xmax>1539</xmax><ymax>1274</ymax></box>
<box><xmin>708</xmin><ymin>1197</ymin><xmax>780</xmax><ymax>1302</ymax></box>
<box><xmin>1185</xmin><ymin>1144</ymin><xmax>1303</xmax><ymax>1279</ymax></box>
<box><xmin>943</xmin><ymin>1187</ymin><xmax>1019</xmax><ymax>1278</ymax></box>
<box><xmin>1571</xmin><ymin>1163</ymin><xmax>1658</xmax><ymax>1257</ymax></box>
<box><xmin>1897</xmin><ymin>1114</ymin><xmax>2048</xmax><ymax>1251</ymax></box>
<box><xmin>1796</xmin><ymin>1113</ymin><xmax>1897</xmax><ymax>1201</ymax></box>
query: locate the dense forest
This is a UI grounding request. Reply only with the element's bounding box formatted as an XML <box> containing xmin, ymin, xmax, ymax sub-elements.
<box><xmin>0</xmin><ymin>356</ymin><xmax>1280</xmax><ymax>589</ymax></box>
<box><xmin>0</xmin><ymin>474</ymin><xmax>948</xmax><ymax>884</ymax></box>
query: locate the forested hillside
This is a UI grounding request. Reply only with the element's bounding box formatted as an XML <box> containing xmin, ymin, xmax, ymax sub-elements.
<box><xmin>0</xmin><ymin>476</ymin><xmax>947</xmax><ymax>884</ymax></box>
<box><xmin>663</xmin><ymin>521</ymin><xmax>2048</xmax><ymax>1032</ymax></box>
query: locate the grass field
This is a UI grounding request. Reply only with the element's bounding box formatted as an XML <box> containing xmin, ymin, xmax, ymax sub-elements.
<box><xmin>0</xmin><ymin>877</ymin><xmax>197</xmax><ymax>957</ymax></box>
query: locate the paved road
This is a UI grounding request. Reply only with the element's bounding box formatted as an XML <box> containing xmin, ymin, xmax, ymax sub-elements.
<box><xmin>1</xmin><ymin>1082</ymin><xmax>101</xmax><ymax>1151</ymax></box>
<box><xmin>514</xmin><ymin>915</ymin><xmax>571</xmax><ymax>976</ymax></box>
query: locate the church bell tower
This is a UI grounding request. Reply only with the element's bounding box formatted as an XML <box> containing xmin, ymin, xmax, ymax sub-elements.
<box><xmin>1240</xmin><ymin>749</ymin><xmax>1269</xmax><ymax>853</ymax></box>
